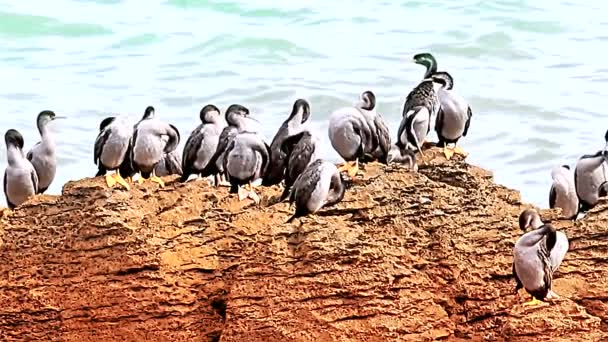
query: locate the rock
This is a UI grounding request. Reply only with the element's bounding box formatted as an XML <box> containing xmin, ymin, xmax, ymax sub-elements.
<box><xmin>0</xmin><ymin>148</ymin><xmax>606</xmax><ymax>341</ymax></box>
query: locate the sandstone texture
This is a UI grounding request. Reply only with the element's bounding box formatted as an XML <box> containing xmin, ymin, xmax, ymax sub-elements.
<box><xmin>0</xmin><ymin>148</ymin><xmax>606</xmax><ymax>341</ymax></box>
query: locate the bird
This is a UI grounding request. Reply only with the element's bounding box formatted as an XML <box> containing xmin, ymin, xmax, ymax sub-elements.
<box><xmin>387</xmin><ymin>144</ymin><xmax>418</xmax><ymax>171</ymax></box>
<box><xmin>431</xmin><ymin>71</ymin><xmax>472</xmax><ymax>160</ymax></box>
<box><xmin>204</xmin><ymin>104</ymin><xmax>258</xmax><ymax>187</ymax></box>
<box><xmin>263</xmin><ymin>99</ymin><xmax>311</xmax><ymax>186</ymax></box>
<box><xmin>287</xmin><ymin>159</ymin><xmax>351</xmax><ymax>223</ymax></box>
<box><xmin>549</xmin><ymin>165</ymin><xmax>578</xmax><ymax>220</ymax></box>
<box><xmin>26</xmin><ymin>110</ymin><xmax>64</xmax><ymax>194</ymax></box>
<box><xmin>574</xmin><ymin>131</ymin><xmax>608</xmax><ymax>214</ymax></box>
<box><xmin>131</xmin><ymin>106</ymin><xmax>180</xmax><ymax>187</ymax></box>
<box><xmin>513</xmin><ymin>209</ymin><xmax>568</xmax><ymax>306</ymax></box>
<box><xmin>396</xmin><ymin>53</ymin><xmax>445</xmax><ymax>155</ymax></box>
<box><xmin>328</xmin><ymin>90</ymin><xmax>390</xmax><ymax>178</ymax></box>
<box><xmin>278</xmin><ymin>130</ymin><xmax>319</xmax><ymax>202</ymax></box>
<box><xmin>181</xmin><ymin>104</ymin><xmax>226</xmax><ymax>182</ymax></box>
<box><xmin>3</xmin><ymin>129</ymin><xmax>38</xmax><ymax>209</ymax></box>
<box><xmin>223</xmin><ymin>130</ymin><xmax>271</xmax><ymax>204</ymax></box>
<box><xmin>154</xmin><ymin>149</ymin><xmax>183</xmax><ymax>177</ymax></box>
<box><xmin>94</xmin><ymin>115</ymin><xmax>132</xmax><ymax>190</ymax></box>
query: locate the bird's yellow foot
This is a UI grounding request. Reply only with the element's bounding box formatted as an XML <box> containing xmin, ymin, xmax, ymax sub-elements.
<box><xmin>443</xmin><ymin>146</ymin><xmax>455</xmax><ymax>160</ymax></box>
<box><xmin>338</xmin><ymin>161</ymin><xmax>359</xmax><ymax>178</ymax></box>
<box><xmin>247</xmin><ymin>189</ymin><xmax>261</xmax><ymax>205</ymax></box>
<box><xmin>105</xmin><ymin>173</ymin><xmax>117</xmax><ymax>188</ymax></box>
<box><xmin>150</xmin><ymin>175</ymin><xmax>165</xmax><ymax>188</ymax></box>
<box><xmin>137</xmin><ymin>176</ymin><xmax>145</xmax><ymax>185</ymax></box>
<box><xmin>453</xmin><ymin>145</ymin><xmax>468</xmax><ymax>157</ymax></box>
<box><xmin>522</xmin><ymin>297</ymin><xmax>543</xmax><ymax>307</ymax></box>
<box><xmin>115</xmin><ymin>174</ymin><xmax>130</xmax><ymax>190</ymax></box>
<box><xmin>237</xmin><ymin>187</ymin><xmax>248</xmax><ymax>201</ymax></box>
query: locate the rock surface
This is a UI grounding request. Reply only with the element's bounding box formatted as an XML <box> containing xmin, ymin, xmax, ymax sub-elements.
<box><xmin>0</xmin><ymin>148</ymin><xmax>606</xmax><ymax>341</ymax></box>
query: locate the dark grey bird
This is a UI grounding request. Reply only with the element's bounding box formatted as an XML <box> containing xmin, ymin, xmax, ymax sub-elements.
<box><xmin>549</xmin><ymin>165</ymin><xmax>578</xmax><ymax>220</ymax></box>
<box><xmin>223</xmin><ymin>130</ymin><xmax>271</xmax><ymax>204</ymax></box>
<box><xmin>431</xmin><ymin>71</ymin><xmax>472</xmax><ymax>160</ymax></box>
<box><xmin>287</xmin><ymin>159</ymin><xmax>351</xmax><ymax>223</ymax></box>
<box><xmin>204</xmin><ymin>104</ymin><xmax>257</xmax><ymax>187</ymax></box>
<box><xmin>263</xmin><ymin>99</ymin><xmax>311</xmax><ymax>186</ymax></box>
<box><xmin>181</xmin><ymin>104</ymin><xmax>226</xmax><ymax>182</ymax></box>
<box><xmin>396</xmin><ymin>53</ymin><xmax>444</xmax><ymax>155</ymax></box>
<box><xmin>3</xmin><ymin>129</ymin><xmax>38</xmax><ymax>209</ymax></box>
<box><xmin>94</xmin><ymin>115</ymin><xmax>133</xmax><ymax>190</ymax></box>
<box><xmin>278</xmin><ymin>130</ymin><xmax>319</xmax><ymax>201</ymax></box>
<box><xmin>387</xmin><ymin>144</ymin><xmax>418</xmax><ymax>171</ymax></box>
<box><xmin>131</xmin><ymin>106</ymin><xmax>180</xmax><ymax>187</ymax></box>
<box><xmin>328</xmin><ymin>90</ymin><xmax>390</xmax><ymax>178</ymax></box>
<box><xmin>513</xmin><ymin>209</ymin><xmax>568</xmax><ymax>306</ymax></box>
<box><xmin>26</xmin><ymin>110</ymin><xmax>65</xmax><ymax>194</ymax></box>
<box><xmin>154</xmin><ymin>149</ymin><xmax>183</xmax><ymax>177</ymax></box>
<box><xmin>574</xmin><ymin>132</ymin><xmax>608</xmax><ymax>214</ymax></box>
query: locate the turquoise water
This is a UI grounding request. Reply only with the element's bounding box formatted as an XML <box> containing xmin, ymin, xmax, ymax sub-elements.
<box><xmin>1</xmin><ymin>1</ymin><xmax>607</xmax><ymax>208</ymax></box>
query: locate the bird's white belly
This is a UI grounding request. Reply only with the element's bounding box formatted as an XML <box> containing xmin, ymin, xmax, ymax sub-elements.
<box><xmin>514</xmin><ymin>248</ymin><xmax>545</xmax><ymax>291</ymax></box>
<box><xmin>227</xmin><ymin>148</ymin><xmax>259</xmax><ymax>181</ymax></box>
<box><xmin>194</xmin><ymin>137</ymin><xmax>219</xmax><ymax>170</ymax></box>
<box><xmin>134</xmin><ymin>135</ymin><xmax>163</xmax><ymax>170</ymax></box>
<box><xmin>31</xmin><ymin>152</ymin><xmax>55</xmax><ymax>190</ymax></box>
<box><xmin>6</xmin><ymin>167</ymin><xmax>36</xmax><ymax>206</ymax></box>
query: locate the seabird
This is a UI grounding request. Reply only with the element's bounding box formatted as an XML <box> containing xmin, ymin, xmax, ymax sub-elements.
<box><xmin>328</xmin><ymin>90</ymin><xmax>390</xmax><ymax>177</ymax></box>
<box><xmin>278</xmin><ymin>130</ymin><xmax>319</xmax><ymax>201</ymax></box>
<box><xmin>3</xmin><ymin>129</ymin><xmax>38</xmax><ymax>209</ymax></box>
<box><xmin>397</xmin><ymin>53</ymin><xmax>444</xmax><ymax>155</ymax></box>
<box><xmin>431</xmin><ymin>71</ymin><xmax>472</xmax><ymax>160</ymax></box>
<box><xmin>154</xmin><ymin>149</ymin><xmax>183</xmax><ymax>177</ymax></box>
<box><xmin>387</xmin><ymin>144</ymin><xmax>418</xmax><ymax>171</ymax></box>
<box><xmin>263</xmin><ymin>99</ymin><xmax>311</xmax><ymax>186</ymax></box>
<box><xmin>513</xmin><ymin>209</ymin><xmax>568</xmax><ymax>306</ymax></box>
<box><xmin>287</xmin><ymin>159</ymin><xmax>351</xmax><ymax>223</ymax></box>
<box><xmin>94</xmin><ymin>115</ymin><xmax>132</xmax><ymax>190</ymax></box>
<box><xmin>181</xmin><ymin>104</ymin><xmax>226</xmax><ymax>182</ymax></box>
<box><xmin>204</xmin><ymin>104</ymin><xmax>257</xmax><ymax>187</ymax></box>
<box><xmin>574</xmin><ymin>132</ymin><xmax>608</xmax><ymax>214</ymax></box>
<box><xmin>131</xmin><ymin>106</ymin><xmax>180</xmax><ymax>187</ymax></box>
<box><xmin>549</xmin><ymin>165</ymin><xmax>578</xmax><ymax>219</ymax></box>
<box><xmin>223</xmin><ymin>130</ymin><xmax>271</xmax><ymax>204</ymax></box>
<box><xmin>26</xmin><ymin>110</ymin><xmax>64</xmax><ymax>194</ymax></box>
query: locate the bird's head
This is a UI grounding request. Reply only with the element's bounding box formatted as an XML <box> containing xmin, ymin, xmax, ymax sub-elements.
<box><xmin>4</xmin><ymin>129</ymin><xmax>25</xmax><ymax>150</ymax></box>
<box><xmin>200</xmin><ymin>104</ymin><xmax>221</xmax><ymax>124</ymax></box>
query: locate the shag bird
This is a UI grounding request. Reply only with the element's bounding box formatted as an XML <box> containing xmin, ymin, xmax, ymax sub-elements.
<box><xmin>204</xmin><ymin>104</ymin><xmax>257</xmax><ymax>187</ymax></box>
<box><xmin>264</xmin><ymin>99</ymin><xmax>311</xmax><ymax>186</ymax></box>
<box><xmin>431</xmin><ymin>71</ymin><xmax>472</xmax><ymax>160</ymax></box>
<box><xmin>26</xmin><ymin>110</ymin><xmax>64</xmax><ymax>194</ymax></box>
<box><xmin>131</xmin><ymin>106</ymin><xmax>180</xmax><ymax>187</ymax></box>
<box><xmin>223</xmin><ymin>130</ymin><xmax>271</xmax><ymax>204</ymax></box>
<box><xmin>328</xmin><ymin>90</ymin><xmax>390</xmax><ymax>178</ymax></box>
<box><xmin>181</xmin><ymin>104</ymin><xmax>226</xmax><ymax>182</ymax></box>
<box><xmin>278</xmin><ymin>130</ymin><xmax>319</xmax><ymax>201</ymax></box>
<box><xmin>549</xmin><ymin>165</ymin><xmax>578</xmax><ymax>220</ymax></box>
<box><xmin>397</xmin><ymin>53</ymin><xmax>444</xmax><ymax>155</ymax></box>
<box><xmin>574</xmin><ymin>131</ymin><xmax>608</xmax><ymax>214</ymax></box>
<box><xmin>513</xmin><ymin>209</ymin><xmax>569</xmax><ymax>306</ymax></box>
<box><xmin>387</xmin><ymin>144</ymin><xmax>418</xmax><ymax>171</ymax></box>
<box><xmin>155</xmin><ymin>149</ymin><xmax>183</xmax><ymax>177</ymax></box>
<box><xmin>3</xmin><ymin>129</ymin><xmax>38</xmax><ymax>208</ymax></box>
<box><xmin>287</xmin><ymin>159</ymin><xmax>351</xmax><ymax>223</ymax></box>
<box><xmin>94</xmin><ymin>115</ymin><xmax>132</xmax><ymax>190</ymax></box>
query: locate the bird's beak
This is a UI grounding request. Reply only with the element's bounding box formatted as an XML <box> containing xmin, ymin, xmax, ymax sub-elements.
<box><xmin>54</xmin><ymin>116</ymin><xmax>67</xmax><ymax>120</ymax></box>
<box><xmin>248</xmin><ymin>117</ymin><xmax>260</xmax><ymax>123</ymax></box>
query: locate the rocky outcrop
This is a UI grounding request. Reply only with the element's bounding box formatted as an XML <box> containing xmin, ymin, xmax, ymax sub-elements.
<box><xmin>0</xmin><ymin>149</ymin><xmax>606</xmax><ymax>341</ymax></box>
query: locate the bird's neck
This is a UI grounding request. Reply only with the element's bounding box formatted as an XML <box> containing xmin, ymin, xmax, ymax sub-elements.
<box><xmin>6</xmin><ymin>145</ymin><xmax>25</xmax><ymax>166</ymax></box>
<box><xmin>39</xmin><ymin>124</ymin><xmax>56</xmax><ymax>148</ymax></box>
<box><xmin>424</xmin><ymin>61</ymin><xmax>437</xmax><ymax>78</ymax></box>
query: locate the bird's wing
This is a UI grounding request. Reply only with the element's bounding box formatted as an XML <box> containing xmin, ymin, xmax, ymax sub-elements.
<box><xmin>3</xmin><ymin>169</ymin><xmax>9</xmax><ymax>207</ymax></box>
<box><xmin>463</xmin><ymin>106</ymin><xmax>472</xmax><ymax>137</ymax></box>
<box><xmin>182</xmin><ymin>126</ymin><xmax>205</xmax><ymax>171</ymax></box>
<box><xmin>374</xmin><ymin>114</ymin><xmax>391</xmax><ymax>162</ymax></box>
<box><xmin>30</xmin><ymin>166</ymin><xmax>39</xmax><ymax>194</ymax></box>
<box><xmin>549</xmin><ymin>184</ymin><xmax>557</xmax><ymax>209</ymax></box>
<box><xmin>287</xmin><ymin>134</ymin><xmax>316</xmax><ymax>186</ymax></box>
<box><xmin>94</xmin><ymin>128</ymin><xmax>112</xmax><ymax>165</ymax></box>
<box><xmin>26</xmin><ymin>142</ymin><xmax>40</xmax><ymax>162</ymax></box>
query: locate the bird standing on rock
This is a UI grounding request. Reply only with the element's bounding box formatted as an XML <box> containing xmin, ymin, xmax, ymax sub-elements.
<box><xmin>287</xmin><ymin>159</ymin><xmax>351</xmax><ymax>223</ymax></box>
<box><xmin>573</xmin><ymin>130</ymin><xmax>608</xmax><ymax>214</ymax></box>
<box><xmin>131</xmin><ymin>106</ymin><xmax>180</xmax><ymax>187</ymax></box>
<box><xmin>512</xmin><ymin>209</ymin><xmax>568</xmax><ymax>306</ymax></box>
<box><xmin>27</xmin><ymin>110</ymin><xmax>64</xmax><ymax>194</ymax></box>
<box><xmin>264</xmin><ymin>99</ymin><xmax>311</xmax><ymax>186</ymax></box>
<box><xmin>279</xmin><ymin>130</ymin><xmax>319</xmax><ymax>201</ymax></box>
<box><xmin>431</xmin><ymin>71</ymin><xmax>472</xmax><ymax>160</ymax></box>
<box><xmin>549</xmin><ymin>165</ymin><xmax>578</xmax><ymax>219</ymax></box>
<box><xmin>328</xmin><ymin>90</ymin><xmax>390</xmax><ymax>178</ymax></box>
<box><xmin>3</xmin><ymin>129</ymin><xmax>38</xmax><ymax>209</ymax></box>
<box><xmin>181</xmin><ymin>104</ymin><xmax>226</xmax><ymax>182</ymax></box>
<box><xmin>94</xmin><ymin>115</ymin><xmax>133</xmax><ymax>190</ymax></box>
